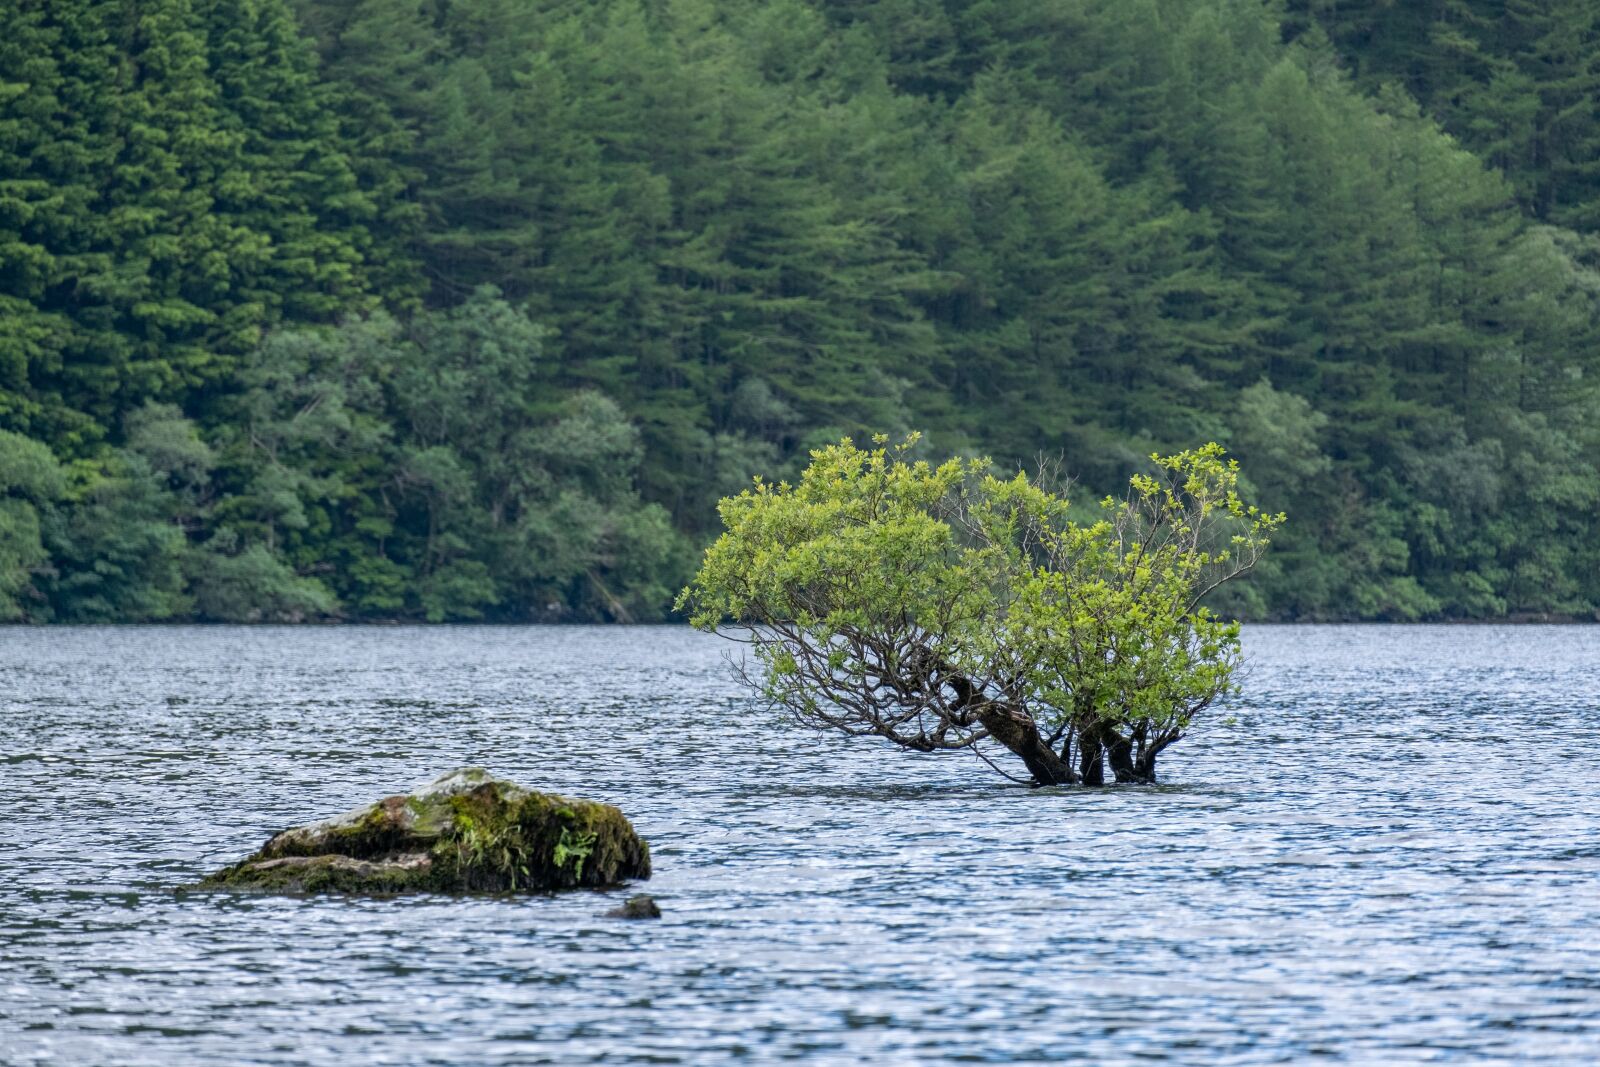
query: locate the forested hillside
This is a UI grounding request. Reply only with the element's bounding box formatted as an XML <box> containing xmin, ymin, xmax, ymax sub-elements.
<box><xmin>2</xmin><ymin>0</ymin><xmax>1597</xmax><ymax>621</ymax></box>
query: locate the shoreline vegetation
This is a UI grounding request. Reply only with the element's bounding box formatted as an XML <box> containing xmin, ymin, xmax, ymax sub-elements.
<box><xmin>3</xmin><ymin>1</ymin><xmax>1598</xmax><ymax>626</ymax></box>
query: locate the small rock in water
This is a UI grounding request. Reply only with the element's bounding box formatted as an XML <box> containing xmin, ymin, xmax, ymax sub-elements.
<box><xmin>605</xmin><ymin>894</ymin><xmax>662</xmax><ymax>919</ymax></box>
<box><xmin>197</xmin><ymin>767</ymin><xmax>651</xmax><ymax>896</ymax></box>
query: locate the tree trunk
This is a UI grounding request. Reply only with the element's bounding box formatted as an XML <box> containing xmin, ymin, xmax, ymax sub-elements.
<box><xmin>1078</xmin><ymin>730</ymin><xmax>1105</xmax><ymax>786</ymax></box>
<box><xmin>1133</xmin><ymin>732</ymin><xmax>1176</xmax><ymax>784</ymax></box>
<box><xmin>1094</xmin><ymin>723</ymin><xmax>1156</xmax><ymax>784</ymax></box>
<box><xmin>1106</xmin><ymin>730</ymin><xmax>1140</xmax><ymax>783</ymax></box>
<box><xmin>976</xmin><ymin>702</ymin><xmax>1078</xmax><ymax>786</ymax></box>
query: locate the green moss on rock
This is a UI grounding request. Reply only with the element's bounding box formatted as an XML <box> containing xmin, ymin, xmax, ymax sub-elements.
<box><xmin>199</xmin><ymin>768</ymin><xmax>651</xmax><ymax>895</ymax></box>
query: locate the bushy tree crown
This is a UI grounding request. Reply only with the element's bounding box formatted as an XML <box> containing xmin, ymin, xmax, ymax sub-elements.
<box><xmin>681</xmin><ymin>435</ymin><xmax>1281</xmax><ymax>784</ymax></box>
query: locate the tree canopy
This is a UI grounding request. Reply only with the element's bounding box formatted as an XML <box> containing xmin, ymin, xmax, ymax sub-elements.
<box><xmin>680</xmin><ymin>436</ymin><xmax>1279</xmax><ymax>784</ymax></box>
<box><xmin>0</xmin><ymin>0</ymin><xmax>1596</xmax><ymax>621</ymax></box>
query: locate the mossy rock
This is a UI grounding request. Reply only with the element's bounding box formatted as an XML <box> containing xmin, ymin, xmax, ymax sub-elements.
<box><xmin>199</xmin><ymin>768</ymin><xmax>650</xmax><ymax>895</ymax></box>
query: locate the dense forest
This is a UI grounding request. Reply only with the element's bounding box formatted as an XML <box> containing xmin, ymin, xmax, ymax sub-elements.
<box><xmin>2</xmin><ymin>0</ymin><xmax>1597</xmax><ymax>622</ymax></box>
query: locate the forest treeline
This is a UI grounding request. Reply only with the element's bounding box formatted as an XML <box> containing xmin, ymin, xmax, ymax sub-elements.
<box><xmin>2</xmin><ymin>0</ymin><xmax>1597</xmax><ymax>622</ymax></box>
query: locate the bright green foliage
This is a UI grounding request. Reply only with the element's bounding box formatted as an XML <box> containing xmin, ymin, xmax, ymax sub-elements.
<box><xmin>681</xmin><ymin>435</ymin><xmax>1280</xmax><ymax>785</ymax></box>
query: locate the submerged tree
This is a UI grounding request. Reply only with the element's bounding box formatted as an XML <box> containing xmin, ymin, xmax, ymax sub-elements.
<box><xmin>679</xmin><ymin>435</ymin><xmax>1280</xmax><ymax>786</ymax></box>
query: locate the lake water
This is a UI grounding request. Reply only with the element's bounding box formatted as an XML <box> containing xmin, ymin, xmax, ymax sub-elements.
<box><xmin>2</xmin><ymin>625</ymin><xmax>1598</xmax><ymax>1065</ymax></box>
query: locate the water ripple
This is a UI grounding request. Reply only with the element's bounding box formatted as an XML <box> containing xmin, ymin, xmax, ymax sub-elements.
<box><xmin>2</xmin><ymin>624</ymin><xmax>1599</xmax><ymax>1064</ymax></box>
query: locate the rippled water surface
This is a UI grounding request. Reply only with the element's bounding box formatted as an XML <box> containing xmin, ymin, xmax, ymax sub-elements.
<box><xmin>3</xmin><ymin>625</ymin><xmax>1599</xmax><ymax>1065</ymax></box>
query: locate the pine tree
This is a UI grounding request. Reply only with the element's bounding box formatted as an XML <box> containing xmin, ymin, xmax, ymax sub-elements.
<box><xmin>0</xmin><ymin>0</ymin><xmax>386</xmax><ymax>455</ymax></box>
